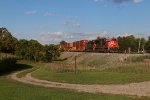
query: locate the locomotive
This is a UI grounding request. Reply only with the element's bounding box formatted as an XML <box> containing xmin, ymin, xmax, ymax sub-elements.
<box><xmin>59</xmin><ymin>38</ymin><xmax>119</xmax><ymax>53</ymax></box>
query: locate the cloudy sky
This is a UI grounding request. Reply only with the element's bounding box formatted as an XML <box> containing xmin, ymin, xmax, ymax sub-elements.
<box><xmin>0</xmin><ymin>0</ymin><xmax>149</xmax><ymax>44</ymax></box>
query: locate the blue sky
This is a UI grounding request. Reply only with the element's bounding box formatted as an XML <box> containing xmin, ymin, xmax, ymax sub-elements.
<box><xmin>0</xmin><ymin>0</ymin><xmax>150</xmax><ymax>44</ymax></box>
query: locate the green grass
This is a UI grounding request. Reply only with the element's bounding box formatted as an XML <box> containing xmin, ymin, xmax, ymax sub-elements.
<box><xmin>33</xmin><ymin>68</ymin><xmax>150</xmax><ymax>84</ymax></box>
<box><xmin>16</xmin><ymin>60</ymin><xmax>43</xmax><ymax>78</ymax></box>
<box><xmin>1</xmin><ymin>62</ymin><xmax>148</xmax><ymax>100</ymax></box>
<box><xmin>1</xmin><ymin>53</ymin><xmax>150</xmax><ymax>100</ymax></box>
<box><xmin>0</xmin><ymin>77</ymin><xmax>149</xmax><ymax>100</ymax></box>
<box><xmin>33</xmin><ymin>68</ymin><xmax>150</xmax><ymax>85</ymax></box>
<box><xmin>0</xmin><ymin>59</ymin><xmax>149</xmax><ymax>100</ymax></box>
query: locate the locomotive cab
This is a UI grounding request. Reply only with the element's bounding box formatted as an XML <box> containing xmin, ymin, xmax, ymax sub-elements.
<box><xmin>106</xmin><ymin>38</ymin><xmax>119</xmax><ymax>52</ymax></box>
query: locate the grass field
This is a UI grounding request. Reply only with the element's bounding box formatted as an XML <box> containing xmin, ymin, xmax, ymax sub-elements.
<box><xmin>1</xmin><ymin>77</ymin><xmax>149</xmax><ymax>100</ymax></box>
<box><xmin>32</xmin><ymin>65</ymin><xmax>150</xmax><ymax>84</ymax></box>
<box><xmin>32</xmin><ymin>52</ymin><xmax>150</xmax><ymax>84</ymax></box>
<box><xmin>1</xmin><ymin>53</ymin><xmax>150</xmax><ymax>100</ymax></box>
<box><xmin>1</xmin><ymin>61</ymin><xmax>149</xmax><ymax>100</ymax></box>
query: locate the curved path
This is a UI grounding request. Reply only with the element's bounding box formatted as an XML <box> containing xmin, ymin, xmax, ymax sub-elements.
<box><xmin>10</xmin><ymin>69</ymin><xmax>150</xmax><ymax>97</ymax></box>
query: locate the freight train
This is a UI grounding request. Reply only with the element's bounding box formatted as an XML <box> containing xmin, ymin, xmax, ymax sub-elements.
<box><xmin>59</xmin><ymin>38</ymin><xmax>119</xmax><ymax>53</ymax></box>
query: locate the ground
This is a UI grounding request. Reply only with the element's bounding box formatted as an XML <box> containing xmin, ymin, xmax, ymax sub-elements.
<box><xmin>1</xmin><ymin>52</ymin><xmax>150</xmax><ymax>100</ymax></box>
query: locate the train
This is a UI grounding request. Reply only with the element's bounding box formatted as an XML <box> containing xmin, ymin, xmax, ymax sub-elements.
<box><xmin>59</xmin><ymin>38</ymin><xmax>119</xmax><ymax>53</ymax></box>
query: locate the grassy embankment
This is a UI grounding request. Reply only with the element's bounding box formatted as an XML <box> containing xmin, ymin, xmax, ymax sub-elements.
<box><xmin>32</xmin><ymin>53</ymin><xmax>150</xmax><ymax>84</ymax></box>
<box><xmin>1</xmin><ymin>61</ymin><xmax>149</xmax><ymax>100</ymax></box>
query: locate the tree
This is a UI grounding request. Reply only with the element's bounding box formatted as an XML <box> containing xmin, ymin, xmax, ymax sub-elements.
<box><xmin>1</xmin><ymin>27</ymin><xmax>62</xmax><ymax>62</ymax></box>
<box><xmin>15</xmin><ymin>39</ymin><xmax>29</xmax><ymax>59</ymax></box>
<box><xmin>0</xmin><ymin>27</ymin><xmax>18</xmax><ymax>53</ymax></box>
<box><xmin>145</xmin><ymin>37</ymin><xmax>150</xmax><ymax>52</ymax></box>
<box><xmin>43</xmin><ymin>44</ymin><xmax>61</xmax><ymax>62</ymax></box>
<box><xmin>60</xmin><ymin>40</ymin><xmax>67</xmax><ymax>45</ymax></box>
<box><xmin>117</xmin><ymin>35</ymin><xmax>137</xmax><ymax>53</ymax></box>
<box><xmin>135</xmin><ymin>37</ymin><xmax>146</xmax><ymax>53</ymax></box>
<box><xmin>28</xmin><ymin>40</ymin><xmax>43</xmax><ymax>61</ymax></box>
<box><xmin>15</xmin><ymin>39</ymin><xmax>43</xmax><ymax>61</ymax></box>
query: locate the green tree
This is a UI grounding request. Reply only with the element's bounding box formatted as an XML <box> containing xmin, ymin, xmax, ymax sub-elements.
<box><xmin>0</xmin><ymin>27</ymin><xmax>62</xmax><ymax>62</ymax></box>
<box><xmin>117</xmin><ymin>35</ymin><xmax>137</xmax><ymax>53</ymax></box>
<box><xmin>15</xmin><ymin>39</ymin><xmax>43</xmax><ymax>61</ymax></box>
<box><xmin>60</xmin><ymin>40</ymin><xmax>67</xmax><ymax>45</ymax></box>
<box><xmin>28</xmin><ymin>40</ymin><xmax>43</xmax><ymax>61</ymax></box>
<box><xmin>15</xmin><ymin>39</ymin><xmax>29</xmax><ymax>59</ymax></box>
<box><xmin>96</xmin><ymin>36</ymin><xmax>106</xmax><ymax>40</ymax></box>
<box><xmin>145</xmin><ymin>37</ymin><xmax>150</xmax><ymax>52</ymax></box>
<box><xmin>43</xmin><ymin>44</ymin><xmax>60</xmax><ymax>62</ymax></box>
<box><xmin>0</xmin><ymin>27</ymin><xmax>18</xmax><ymax>53</ymax></box>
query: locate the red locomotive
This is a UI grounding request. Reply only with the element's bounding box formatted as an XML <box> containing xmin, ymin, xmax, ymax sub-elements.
<box><xmin>59</xmin><ymin>38</ymin><xmax>119</xmax><ymax>52</ymax></box>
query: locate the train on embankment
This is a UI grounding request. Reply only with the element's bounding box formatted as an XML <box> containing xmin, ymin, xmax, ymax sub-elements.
<box><xmin>59</xmin><ymin>38</ymin><xmax>119</xmax><ymax>53</ymax></box>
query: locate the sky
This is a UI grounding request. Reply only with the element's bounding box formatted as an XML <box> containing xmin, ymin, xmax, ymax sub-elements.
<box><xmin>0</xmin><ymin>0</ymin><xmax>150</xmax><ymax>44</ymax></box>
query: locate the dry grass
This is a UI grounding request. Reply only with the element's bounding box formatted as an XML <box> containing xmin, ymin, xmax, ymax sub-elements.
<box><xmin>43</xmin><ymin>62</ymin><xmax>93</xmax><ymax>72</ymax></box>
<box><xmin>56</xmin><ymin>52</ymin><xmax>150</xmax><ymax>72</ymax></box>
<box><xmin>0</xmin><ymin>53</ymin><xmax>17</xmax><ymax>70</ymax></box>
<box><xmin>0</xmin><ymin>53</ymin><xmax>16</xmax><ymax>59</ymax></box>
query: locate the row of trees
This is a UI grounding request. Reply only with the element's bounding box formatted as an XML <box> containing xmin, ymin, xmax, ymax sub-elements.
<box><xmin>96</xmin><ymin>35</ymin><xmax>150</xmax><ymax>53</ymax></box>
<box><xmin>0</xmin><ymin>27</ymin><xmax>61</xmax><ymax>62</ymax></box>
<box><xmin>117</xmin><ymin>35</ymin><xmax>150</xmax><ymax>53</ymax></box>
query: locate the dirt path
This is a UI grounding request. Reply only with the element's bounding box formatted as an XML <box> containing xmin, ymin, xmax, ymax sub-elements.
<box><xmin>10</xmin><ymin>69</ymin><xmax>150</xmax><ymax>97</ymax></box>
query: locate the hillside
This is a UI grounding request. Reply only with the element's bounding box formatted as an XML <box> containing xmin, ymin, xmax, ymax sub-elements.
<box><xmin>59</xmin><ymin>52</ymin><xmax>148</xmax><ymax>70</ymax></box>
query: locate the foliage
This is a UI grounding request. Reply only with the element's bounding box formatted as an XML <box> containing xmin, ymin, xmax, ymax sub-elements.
<box><xmin>0</xmin><ymin>27</ymin><xmax>18</xmax><ymax>53</ymax></box>
<box><xmin>145</xmin><ymin>37</ymin><xmax>150</xmax><ymax>52</ymax></box>
<box><xmin>60</xmin><ymin>40</ymin><xmax>67</xmax><ymax>45</ymax></box>
<box><xmin>15</xmin><ymin>39</ymin><xmax>44</xmax><ymax>61</ymax></box>
<box><xmin>43</xmin><ymin>44</ymin><xmax>61</xmax><ymax>62</ymax></box>
<box><xmin>15</xmin><ymin>40</ymin><xmax>61</xmax><ymax>62</ymax></box>
<box><xmin>117</xmin><ymin>35</ymin><xmax>146</xmax><ymax>53</ymax></box>
<box><xmin>0</xmin><ymin>27</ymin><xmax>61</xmax><ymax>62</ymax></box>
<box><xmin>96</xmin><ymin>36</ymin><xmax>106</xmax><ymax>40</ymax></box>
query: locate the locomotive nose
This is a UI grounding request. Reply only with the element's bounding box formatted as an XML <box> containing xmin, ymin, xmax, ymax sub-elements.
<box><xmin>108</xmin><ymin>40</ymin><xmax>119</xmax><ymax>48</ymax></box>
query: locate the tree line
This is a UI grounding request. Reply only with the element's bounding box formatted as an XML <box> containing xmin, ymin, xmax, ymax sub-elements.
<box><xmin>0</xmin><ymin>27</ymin><xmax>150</xmax><ymax>60</ymax></box>
<box><xmin>117</xmin><ymin>35</ymin><xmax>150</xmax><ymax>53</ymax></box>
<box><xmin>0</xmin><ymin>27</ymin><xmax>61</xmax><ymax>62</ymax></box>
<box><xmin>96</xmin><ymin>35</ymin><xmax>150</xmax><ymax>53</ymax></box>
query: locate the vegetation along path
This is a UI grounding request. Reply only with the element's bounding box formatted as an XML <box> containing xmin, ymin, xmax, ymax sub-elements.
<box><xmin>10</xmin><ymin>68</ymin><xmax>150</xmax><ymax>97</ymax></box>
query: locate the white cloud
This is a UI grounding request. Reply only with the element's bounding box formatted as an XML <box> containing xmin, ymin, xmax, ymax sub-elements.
<box><xmin>38</xmin><ymin>31</ymin><xmax>110</xmax><ymax>44</ymax></box>
<box><xmin>39</xmin><ymin>32</ymin><xmax>74</xmax><ymax>44</ymax></box>
<box><xmin>44</xmin><ymin>12</ymin><xmax>56</xmax><ymax>17</ymax></box>
<box><xmin>25</xmin><ymin>10</ymin><xmax>37</xmax><ymax>15</ymax></box>
<box><xmin>64</xmin><ymin>21</ymin><xmax>80</xmax><ymax>28</ymax></box>
<box><xmin>93</xmin><ymin>0</ymin><xmax>143</xmax><ymax>4</ymax></box>
<box><xmin>112</xmin><ymin>0</ymin><xmax>143</xmax><ymax>4</ymax></box>
<box><xmin>117</xmin><ymin>33</ymin><xmax>133</xmax><ymax>37</ymax></box>
<box><xmin>133</xmin><ymin>0</ymin><xmax>142</xmax><ymax>3</ymax></box>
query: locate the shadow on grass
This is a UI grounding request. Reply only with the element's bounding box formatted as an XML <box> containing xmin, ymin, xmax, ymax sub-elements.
<box><xmin>0</xmin><ymin>64</ymin><xmax>33</xmax><ymax>76</ymax></box>
<box><xmin>54</xmin><ymin>58</ymin><xmax>68</xmax><ymax>61</ymax></box>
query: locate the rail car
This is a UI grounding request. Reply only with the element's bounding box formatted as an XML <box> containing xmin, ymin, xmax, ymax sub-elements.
<box><xmin>59</xmin><ymin>38</ymin><xmax>119</xmax><ymax>53</ymax></box>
